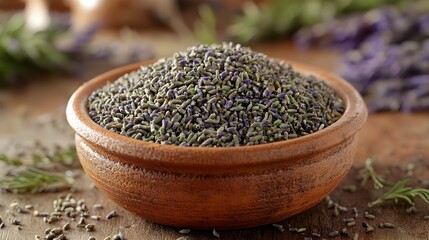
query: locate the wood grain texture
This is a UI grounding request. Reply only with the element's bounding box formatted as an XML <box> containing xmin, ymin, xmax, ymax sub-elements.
<box><xmin>1</xmin><ymin>41</ymin><xmax>428</xmax><ymax>240</ymax></box>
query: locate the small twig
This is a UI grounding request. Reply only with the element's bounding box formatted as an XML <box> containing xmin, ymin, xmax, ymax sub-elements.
<box><xmin>360</xmin><ymin>158</ymin><xmax>387</xmax><ymax>189</ymax></box>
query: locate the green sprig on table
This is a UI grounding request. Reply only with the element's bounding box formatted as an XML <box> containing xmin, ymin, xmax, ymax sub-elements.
<box><xmin>360</xmin><ymin>158</ymin><xmax>388</xmax><ymax>189</ymax></box>
<box><xmin>369</xmin><ymin>179</ymin><xmax>429</xmax><ymax>207</ymax></box>
<box><xmin>0</xmin><ymin>147</ymin><xmax>78</xmax><ymax>193</ymax></box>
<box><xmin>361</xmin><ymin>158</ymin><xmax>429</xmax><ymax>208</ymax></box>
<box><xmin>0</xmin><ymin>167</ymin><xmax>74</xmax><ymax>193</ymax></box>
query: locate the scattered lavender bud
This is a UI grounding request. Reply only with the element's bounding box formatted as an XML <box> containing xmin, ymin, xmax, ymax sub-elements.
<box><xmin>342</xmin><ymin>184</ymin><xmax>357</xmax><ymax>192</ymax></box>
<box><xmin>328</xmin><ymin>230</ymin><xmax>339</xmax><ymax>237</ymax></box>
<box><xmin>106</xmin><ymin>211</ymin><xmax>117</xmax><ymax>219</ymax></box>
<box><xmin>272</xmin><ymin>224</ymin><xmax>285</xmax><ymax>232</ymax></box>
<box><xmin>179</xmin><ymin>229</ymin><xmax>191</xmax><ymax>234</ymax></box>
<box><xmin>364</xmin><ymin>212</ymin><xmax>375</xmax><ymax>219</ymax></box>
<box><xmin>340</xmin><ymin>227</ymin><xmax>349</xmax><ymax>236</ymax></box>
<box><xmin>213</xmin><ymin>229</ymin><xmax>220</xmax><ymax>238</ymax></box>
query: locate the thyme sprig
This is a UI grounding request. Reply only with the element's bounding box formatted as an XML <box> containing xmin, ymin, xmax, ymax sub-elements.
<box><xmin>0</xmin><ymin>147</ymin><xmax>78</xmax><ymax>193</ymax></box>
<box><xmin>368</xmin><ymin>179</ymin><xmax>429</xmax><ymax>207</ymax></box>
<box><xmin>360</xmin><ymin>158</ymin><xmax>388</xmax><ymax>189</ymax></box>
<box><xmin>0</xmin><ymin>167</ymin><xmax>74</xmax><ymax>193</ymax></box>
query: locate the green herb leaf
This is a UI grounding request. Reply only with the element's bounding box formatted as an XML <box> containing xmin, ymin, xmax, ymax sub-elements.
<box><xmin>368</xmin><ymin>179</ymin><xmax>429</xmax><ymax>207</ymax></box>
<box><xmin>0</xmin><ymin>167</ymin><xmax>74</xmax><ymax>193</ymax></box>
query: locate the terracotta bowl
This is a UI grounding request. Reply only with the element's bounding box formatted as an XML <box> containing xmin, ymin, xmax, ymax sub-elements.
<box><xmin>66</xmin><ymin>60</ymin><xmax>367</xmax><ymax>229</ymax></box>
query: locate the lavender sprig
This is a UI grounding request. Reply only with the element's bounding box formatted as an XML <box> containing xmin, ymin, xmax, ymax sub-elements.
<box><xmin>0</xmin><ymin>167</ymin><xmax>74</xmax><ymax>193</ymax></box>
<box><xmin>294</xmin><ymin>3</ymin><xmax>429</xmax><ymax>112</ymax></box>
<box><xmin>368</xmin><ymin>179</ymin><xmax>429</xmax><ymax>207</ymax></box>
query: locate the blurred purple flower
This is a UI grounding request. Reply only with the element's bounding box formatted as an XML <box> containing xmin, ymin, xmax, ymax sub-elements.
<box><xmin>295</xmin><ymin>5</ymin><xmax>429</xmax><ymax>112</ymax></box>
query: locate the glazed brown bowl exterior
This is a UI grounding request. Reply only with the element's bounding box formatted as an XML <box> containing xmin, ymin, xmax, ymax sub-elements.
<box><xmin>66</xmin><ymin>60</ymin><xmax>367</xmax><ymax>229</ymax></box>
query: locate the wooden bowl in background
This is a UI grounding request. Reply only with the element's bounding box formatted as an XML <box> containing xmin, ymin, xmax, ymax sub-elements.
<box><xmin>66</xmin><ymin>60</ymin><xmax>367</xmax><ymax>229</ymax></box>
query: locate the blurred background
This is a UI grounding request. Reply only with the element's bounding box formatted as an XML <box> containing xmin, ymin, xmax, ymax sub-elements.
<box><xmin>0</xmin><ymin>0</ymin><xmax>428</xmax><ymax>136</ymax></box>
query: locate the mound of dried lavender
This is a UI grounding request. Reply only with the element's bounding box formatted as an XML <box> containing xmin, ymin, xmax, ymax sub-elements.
<box><xmin>88</xmin><ymin>43</ymin><xmax>344</xmax><ymax>147</ymax></box>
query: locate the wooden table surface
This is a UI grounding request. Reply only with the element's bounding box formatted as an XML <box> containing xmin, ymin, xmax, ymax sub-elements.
<box><xmin>1</xmin><ymin>39</ymin><xmax>428</xmax><ymax>240</ymax></box>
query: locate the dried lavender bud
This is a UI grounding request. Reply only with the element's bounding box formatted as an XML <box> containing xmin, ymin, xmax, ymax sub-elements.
<box><xmin>11</xmin><ymin>219</ymin><xmax>20</xmax><ymax>225</ymax></box>
<box><xmin>16</xmin><ymin>207</ymin><xmax>28</xmax><ymax>214</ymax></box>
<box><xmin>85</xmin><ymin>223</ymin><xmax>95</xmax><ymax>232</ymax></box>
<box><xmin>88</xmin><ymin>43</ymin><xmax>344</xmax><ymax>147</ymax></box>
<box><xmin>328</xmin><ymin>230</ymin><xmax>339</xmax><ymax>237</ymax></box>
<box><xmin>333</xmin><ymin>207</ymin><xmax>340</xmax><ymax>216</ymax></box>
<box><xmin>379</xmin><ymin>223</ymin><xmax>395</xmax><ymax>228</ymax></box>
<box><xmin>347</xmin><ymin>221</ymin><xmax>356</xmax><ymax>227</ymax></box>
<box><xmin>327</xmin><ymin>200</ymin><xmax>335</xmax><ymax>209</ymax></box>
<box><xmin>176</xmin><ymin>237</ymin><xmax>189</xmax><ymax>240</ymax></box>
<box><xmin>25</xmin><ymin>204</ymin><xmax>33</xmax><ymax>210</ymax></box>
<box><xmin>338</xmin><ymin>206</ymin><xmax>348</xmax><ymax>212</ymax></box>
<box><xmin>343</xmin><ymin>184</ymin><xmax>357</xmax><ymax>192</ymax></box>
<box><xmin>62</xmin><ymin>223</ymin><xmax>70</xmax><ymax>231</ymax></box>
<box><xmin>93</xmin><ymin>204</ymin><xmax>103</xmax><ymax>209</ymax></box>
<box><xmin>272</xmin><ymin>223</ymin><xmax>285</xmax><ymax>232</ymax></box>
<box><xmin>213</xmin><ymin>229</ymin><xmax>220</xmax><ymax>238</ymax></box>
<box><xmin>106</xmin><ymin>211</ymin><xmax>117</xmax><ymax>219</ymax></box>
<box><xmin>364</xmin><ymin>212</ymin><xmax>375</xmax><ymax>219</ymax></box>
<box><xmin>352</xmin><ymin>207</ymin><xmax>358</xmax><ymax>218</ymax></box>
<box><xmin>365</xmin><ymin>226</ymin><xmax>374</xmax><ymax>233</ymax></box>
<box><xmin>50</xmin><ymin>228</ymin><xmax>63</xmax><ymax>235</ymax></box>
<box><xmin>9</xmin><ymin>202</ymin><xmax>18</xmax><ymax>208</ymax></box>
<box><xmin>343</xmin><ymin>218</ymin><xmax>355</xmax><ymax>223</ymax></box>
<box><xmin>179</xmin><ymin>229</ymin><xmax>191</xmax><ymax>234</ymax></box>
